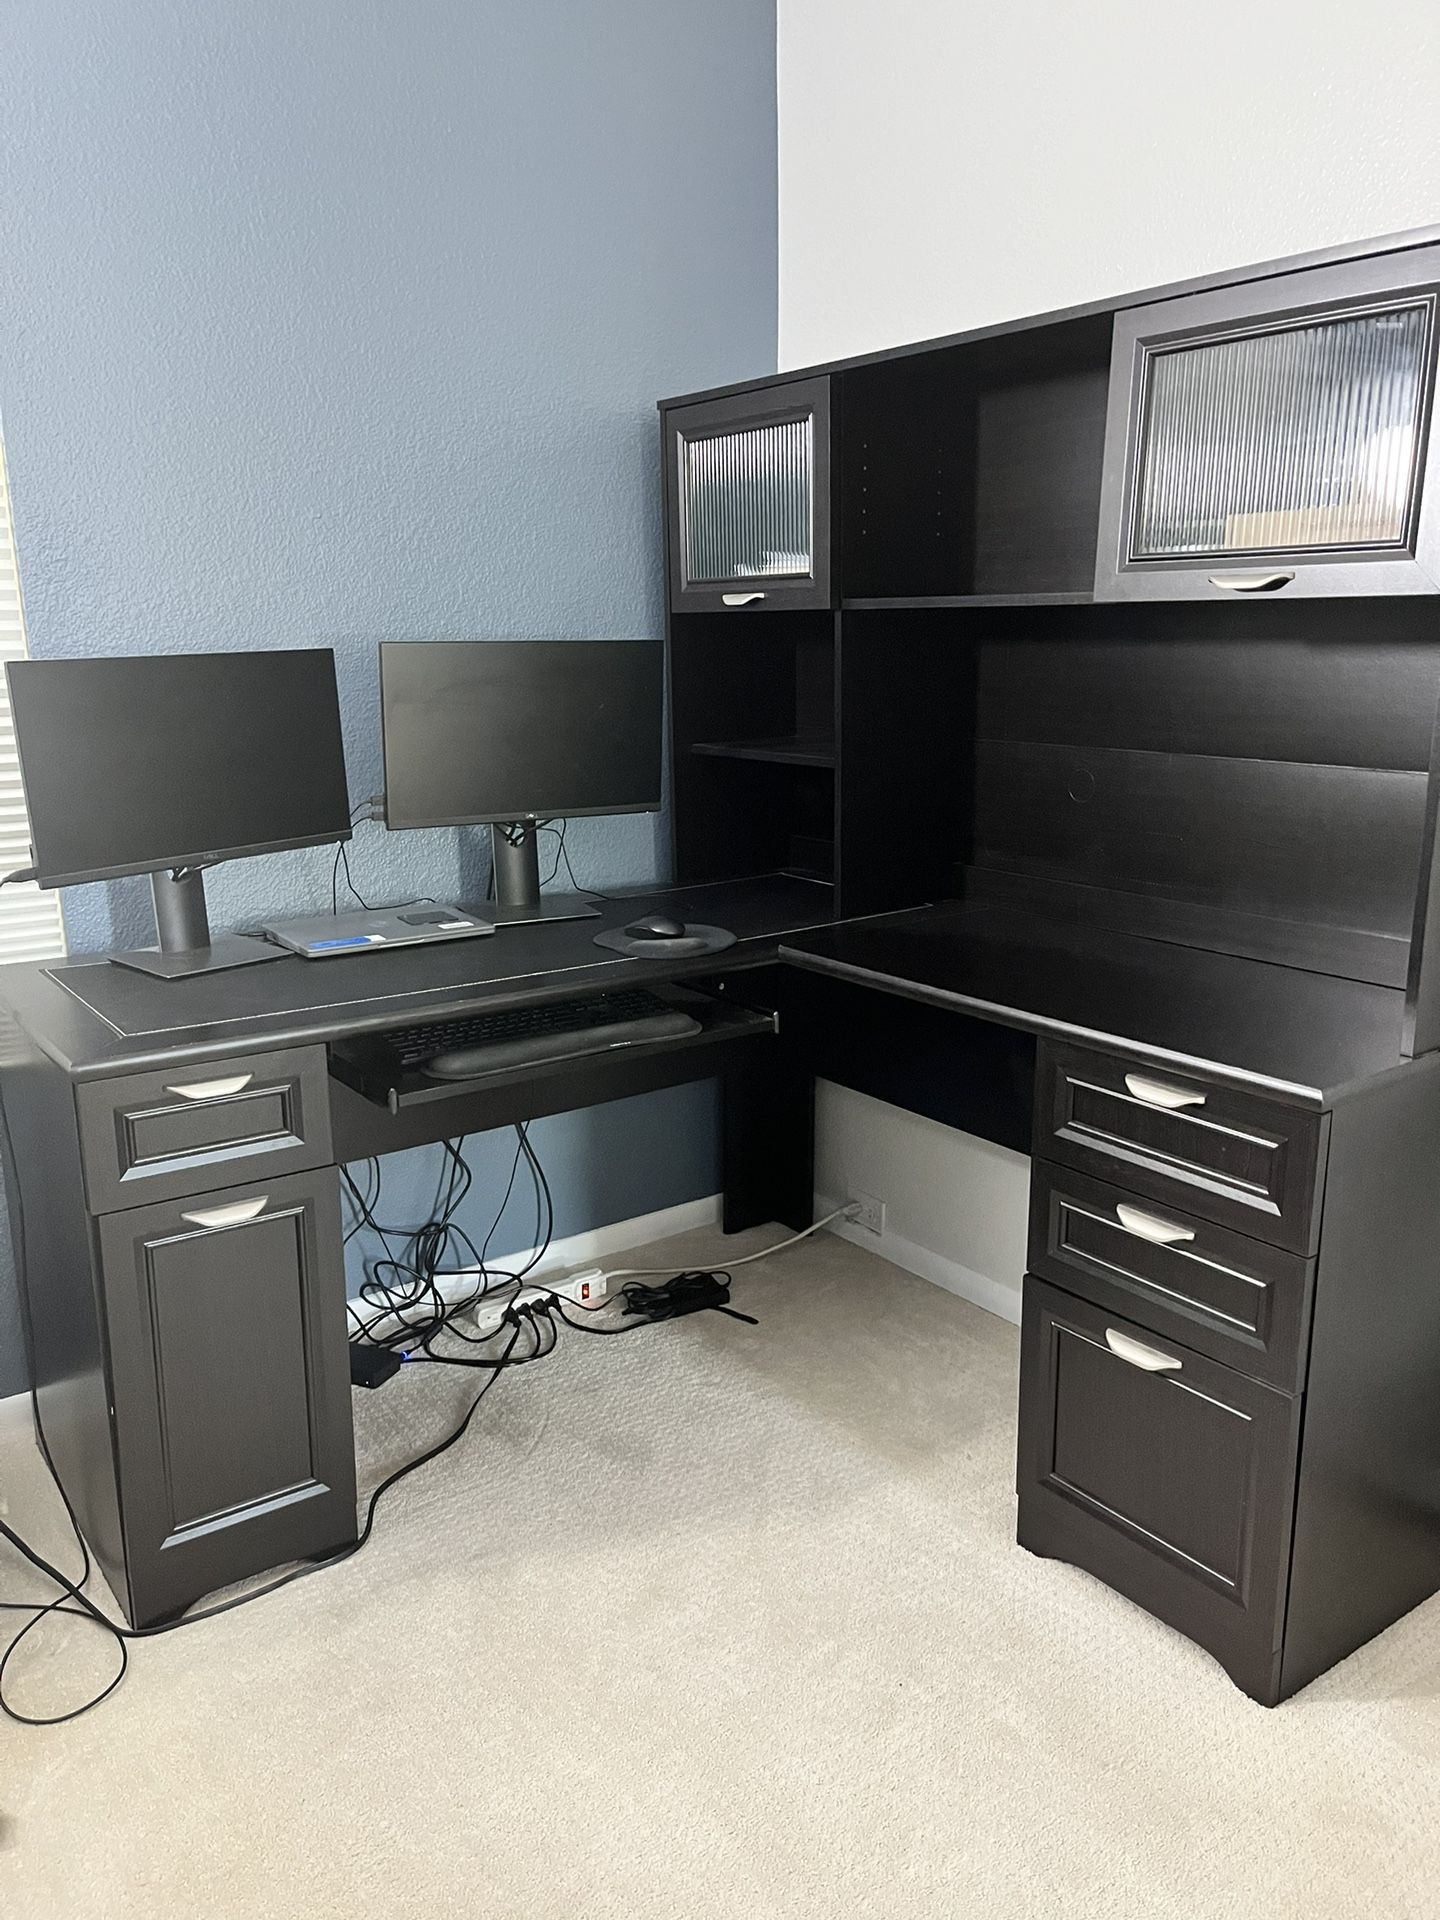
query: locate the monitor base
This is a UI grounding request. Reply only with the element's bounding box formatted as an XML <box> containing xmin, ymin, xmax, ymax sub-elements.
<box><xmin>473</xmin><ymin>893</ymin><xmax>602</xmax><ymax>929</ymax></box>
<box><xmin>108</xmin><ymin>934</ymin><xmax>286</xmax><ymax>979</ymax></box>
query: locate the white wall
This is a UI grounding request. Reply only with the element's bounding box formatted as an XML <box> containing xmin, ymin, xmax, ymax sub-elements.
<box><xmin>782</xmin><ymin>0</ymin><xmax>1440</xmax><ymax>1318</ymax></box>
<box><xmin>778</xmin><ymin>0</ymin><xmax>1440</xmax><ymax>367</ymax></box>
<box><xmin>815</xmin><ymin>1083</ymin><xmax>1030</xmax><ymax>1324</ymax></box>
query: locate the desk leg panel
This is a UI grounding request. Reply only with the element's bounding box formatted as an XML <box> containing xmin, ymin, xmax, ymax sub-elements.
<box><xmin>722</xmin><ymin>1053</ymin><xmax>814</xmax><ymax>1235</ymax></box>
<box><xmin>0</xmin><ymin>1042</ymin><xmax>129</xmax><ymax>1611</ymax></box>
<box><xmin>1281</xmin><ymin>1055</ymin><xmax>1440</xmax><ymax>1698</ymax></box>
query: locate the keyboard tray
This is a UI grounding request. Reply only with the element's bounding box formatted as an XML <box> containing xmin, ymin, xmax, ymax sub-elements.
<box><xmin>328</xmin><ymin>984</ymin><xmax>775</xmax><ymax>1112</ymax></box>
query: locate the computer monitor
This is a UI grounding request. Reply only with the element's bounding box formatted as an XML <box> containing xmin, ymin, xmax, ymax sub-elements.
<box><xmin>380</xmin><ymin>640</ymin><xmax>663</xmax><ymax>922</ymax></box>
<box><xmin>6</xmin><ymin>649</ymin><xmax>352</xmax><ymax>977</ymax></box>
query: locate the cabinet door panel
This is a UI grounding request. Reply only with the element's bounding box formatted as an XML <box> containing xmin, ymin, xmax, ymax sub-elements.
<box><xmin>1096</xmin><ymin>246</ymin><xmax>1440</xmax><ymax>600</ymax></box>
<box><xmin>98</xmin><ymin>1168</ymin><xmax>355</xmax><ymax>1625</ymax></box>
<box><xmin>1017</xmin><ymin>1277</ymin><xmax>1300</xmax><ymax>1704</ymax></box>
<box><xmin>664</xmin><ymin>379</ymin><xmax>832</xmax><ymax>611</ymax></box>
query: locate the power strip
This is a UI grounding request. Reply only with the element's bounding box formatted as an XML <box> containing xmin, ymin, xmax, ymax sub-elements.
<box><xmin>464</xmin><ymin>1266</ymin><xmax>609</xmax><ymax>1338</ymax></box>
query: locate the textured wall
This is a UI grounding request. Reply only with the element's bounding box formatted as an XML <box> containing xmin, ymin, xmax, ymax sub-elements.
<box><xmin>0</xmin><ymin>0</ymin><xmax>778</xmax><ymax>1394</ymax></box>
<box><xmin>778</xmin><ymin>0</ymin><xmax>1440</xmax><ymax>365</ymax></box>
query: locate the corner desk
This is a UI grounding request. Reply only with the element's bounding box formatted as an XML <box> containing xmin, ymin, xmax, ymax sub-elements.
<box><xmin>4</xmin><ymin>870</ymin><xmax>1438</xmax><ymax>1707</ymax></box>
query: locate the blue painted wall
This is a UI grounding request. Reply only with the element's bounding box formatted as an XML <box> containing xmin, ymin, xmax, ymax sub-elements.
<box><xmin>0</xmin><ymin>1</ymin><xmax>778</xmax><ymax>1393</ymax></box>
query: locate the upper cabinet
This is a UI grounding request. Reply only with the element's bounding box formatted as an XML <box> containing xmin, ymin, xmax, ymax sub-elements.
<box><xmin>1095</xmin><ymin>247</ymin><xmax>1440</xmax><ymax>600</ymax></box>
<box><xmin>664</xmin><ymin>377</ymin><xmax>832</xmax><ymax>612</ymax></box>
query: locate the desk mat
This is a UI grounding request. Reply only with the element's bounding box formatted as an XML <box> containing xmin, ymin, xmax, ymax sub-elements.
<box><xmin>49</xmin><ymin>933</ymin><xmax>637</xmax><ymax>1039</ymax></box>
<box><xmin>46</xmin><ymin>874</ymin><xmax>835</xmax><ymax>1040</ymax></box>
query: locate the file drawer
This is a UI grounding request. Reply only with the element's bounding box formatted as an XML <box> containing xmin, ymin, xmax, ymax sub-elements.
<box><xmin>1028</xmin><ymin>1161</ymin><xmax>1312</xmax><ymax>1390</ymax></box>
<box><xmin>1017</xmin><ymin>1276</ymin><xmax>1300</xmax><ymax>1705</ymax></box>
<box><xmin>1035</xmin><ymin>1041</ymin><xmax>1324</xmax><ymax>1254</ymax></box>
<box><xmin>76</xmin><ymin>1047</ymin><xmax>332</xmax><ymax>1214</ymax></box>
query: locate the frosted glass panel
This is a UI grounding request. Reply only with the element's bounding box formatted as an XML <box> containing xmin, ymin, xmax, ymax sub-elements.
<box><xmin>1132</xmin><ymin>303</ymin><xmax>1432</xmax><ymax>559</ymax></box>
<box><xmin>683</xmin><ymin>417</ymin><xmax>813</xmax><ymax>583</ymax></box>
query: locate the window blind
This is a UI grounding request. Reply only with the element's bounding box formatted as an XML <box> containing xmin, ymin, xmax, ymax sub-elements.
<box><xmin>0</xmin><ymin>437</ymin><xmax>66</xmax><ymax>961</ymax></box>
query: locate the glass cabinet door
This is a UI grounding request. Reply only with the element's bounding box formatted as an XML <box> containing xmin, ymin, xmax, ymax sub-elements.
<box><xmin>664</xmin><ymin>377</ymin><xmax>831</xmax><ymax>611</ymax></box>
<box><xmin>1096</xmin><ymin>247</ymin><xmax>1440</xmax><ymax>600</ymax></box>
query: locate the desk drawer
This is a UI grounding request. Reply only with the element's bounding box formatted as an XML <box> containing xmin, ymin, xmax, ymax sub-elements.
<box><xmin>1028</xmin><ymin>1163</ymin><xmax>1312</xmax><ymax>1390</ymax></box>
<box><xmin>1035</xmin><ymin>1042</ymin><xmax>1324</xmax><ymax>1254</ymax></box>
<box><xmin>1017</xmin><ymin>1276</ymin><xmax>1299</xmax><ymax>1705</ymax></box>
<box><xmin>77</xmin><ymin>1047</ymin><xmax>332</xmax><ymax>1214</ymax></box>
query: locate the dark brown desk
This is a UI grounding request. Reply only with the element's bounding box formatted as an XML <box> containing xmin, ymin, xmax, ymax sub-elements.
<box><xmin>5</xmin><ymin>878</ymin><xmax>1439</xmax><ymax>1706</ymax></box>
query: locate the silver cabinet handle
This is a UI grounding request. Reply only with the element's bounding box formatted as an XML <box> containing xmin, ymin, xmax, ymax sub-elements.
<box><xmin>165</xmin><ymin>1073</ymin><xmax>254</xmax><ymax>1100</ymax></box>
<box><xmin>1206</xmin><ymin>570</ymin><xmax>1295</xmax><ymax>593</ymax></box>
<box><xmin>1115</xmin><ymin>1202</ymin><xmax>1196</xmax><ymax>1246</ymax></box>
<box><xmin>1124</xmin><ymin>1072</ymin><xmax>1205</xmax><ymax>1111</ymax></box>
<box><xmin>1105</xmin><ymin>1327</ymin><xmax>1183</xmax><ymax>1373</ymax></box>
<box><xmin>721</xmin><ymin>591</ymin><xmax>766</xmax><ymax>606</ymax></box>
<box><xmin>180</xmin><ymin>1195</ymin><xmax>268</xmax><ymax>1229</ymax></box>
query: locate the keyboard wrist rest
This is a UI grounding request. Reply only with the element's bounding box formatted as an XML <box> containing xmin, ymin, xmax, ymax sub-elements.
<box><xmin>422</xmin><ymin>1010</ymin><xmax>702</xmax><ymax>1079</ymax></box>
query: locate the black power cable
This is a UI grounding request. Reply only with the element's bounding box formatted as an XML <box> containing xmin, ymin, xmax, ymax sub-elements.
<box><xmin>385</xmin><ymin>1124</ymin><xmax>562</xmax><ymax>1371</ymax></box>
<box><xmin>343</xmin><ymin>1130</ymin><xmax>545</xmax><ymax>1354</ymax></box>
<box><xmin>0</xmin><ymin>1323</ymin><xmax>521</xmax><ymax>1725</ymax></box>
<box><xmin>617</xmin><ymin>1272</ymin><xmax>757</xmax><ymax>1324</ymax></box>
<box><xmin>332</xmin><ymin>800</ymin><xmax>374</xmax><ymax>914</ymax></box>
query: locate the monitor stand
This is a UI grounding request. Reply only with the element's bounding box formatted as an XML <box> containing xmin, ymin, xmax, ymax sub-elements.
<box><xmin>482</xmin><ymin>821</ymin><xmax>601</xmax><ymax>929</ymax></box>
<box><xmin>109</xmin><ymin>869</ymin><xmax>287</xmax><ymax>979</ymax></box>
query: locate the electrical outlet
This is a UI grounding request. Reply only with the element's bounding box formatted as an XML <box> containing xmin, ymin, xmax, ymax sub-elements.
<box><xmin>848</xmin><ymin>1191</ymin><xmax>885</xmax><ymax>1235</ymax></box>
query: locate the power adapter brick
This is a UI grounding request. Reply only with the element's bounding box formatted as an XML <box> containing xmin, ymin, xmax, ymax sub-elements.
<box><xmin>349</xmin><ymin>1344</ymin><xmax>404</xmax><ymax>1390</ymax></box>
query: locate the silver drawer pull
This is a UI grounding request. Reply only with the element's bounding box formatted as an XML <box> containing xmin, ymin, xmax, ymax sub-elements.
<box><xmin>1206</xmin><ymin>570</ymin><xmax>1295</xmax><ymax>593</ymax></box>
<box><xmin>180</xmin><ymin>1196</ymin><xmax>269</xmax><ymax>1229</ymax></box>
<box><xmin>1115</xmin><ymin>1203</ymin><xmax>1196</xmax><ymax>1246</ymax></box>
<box><xmin>1124</xmin><ymin>1072</ymin><xmax>1205</xmax><ymax>1111</ymax></box>
<box><xmin>721</xmin><ymin>591</ymin><xmax>766</xmax><ymax>606</ymax></box>
<box><xmin>166</xmin><ymin>1074</ymin><xmax>254</xmax><ymax>1100</ymax></box>
<box><xmin>1105</xmin><ymin>1327</ymin><xmax>1183</xmax><ymax>1373</ymax></box>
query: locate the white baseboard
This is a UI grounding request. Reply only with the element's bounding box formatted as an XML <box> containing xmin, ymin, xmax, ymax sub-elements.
<box><xmin>816</xmin><ymin>1191</ymin><xmax>1022</xmax><ymax>1327</ymax></box>
<box><xmin>483</xmin><ymin>1192</ymin><xmax>721</xmax><ymax>1282</ymax></box>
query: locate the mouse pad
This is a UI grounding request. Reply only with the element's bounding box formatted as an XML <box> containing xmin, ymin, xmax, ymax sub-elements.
<box><xmin>592</xmin><ymin>924</ymin><xmax>737</xmax><ymax>959</ymax></box>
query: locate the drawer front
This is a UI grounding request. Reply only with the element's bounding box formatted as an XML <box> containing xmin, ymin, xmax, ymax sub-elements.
<box><xmin>77</xmin><ymin>1046</ymin><xmax>333</xmax><ymax>1214</ymax></box>
<box><xmin>1028</xmin><ymin>1162</ymin><xmax>1313</xmax><ymax>1390</ymax></box>
<box><xmin>1017</xmin><ymin>1276</ymin><xmax>1300</xmax><ymax>1705</ymax></box>
<box><xmin>1035</xmin><ymin>1041</ymin><xmax>1324</xmax><ymax>1254</ymax></box>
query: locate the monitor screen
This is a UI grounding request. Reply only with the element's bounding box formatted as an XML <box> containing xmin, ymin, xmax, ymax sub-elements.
<box><xmin>7</xmin><ymin>649</ymin><xmax>353</xmax><ymax>887</ymax></box>
<box><xmin>380</xmin><ymin>640</ymin><xmax>664</xmax><ymax>830</ymax></box>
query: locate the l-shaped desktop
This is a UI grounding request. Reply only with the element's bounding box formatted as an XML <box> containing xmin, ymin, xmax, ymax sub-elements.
<box><xmin>9</xmin><ymin>221</ymin><xmax>1440</xmax><ymax>1708</ymax></box>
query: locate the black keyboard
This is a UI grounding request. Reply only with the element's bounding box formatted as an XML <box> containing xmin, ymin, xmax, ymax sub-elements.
<box><xmin>377</xmin><ymin>987</ymin><xmax>701</xmax><ymax>1081</ymax></box>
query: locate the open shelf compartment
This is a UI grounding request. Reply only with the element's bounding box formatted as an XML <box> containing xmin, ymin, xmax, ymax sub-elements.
<box><xmin>669</xmin><ymin>611</ymin><xmax>837</xmax><ymax>886</ymax></box>
<box><xmin>837</xmin><ymin>314</ymin><xmax>1113</xmax><ymax>601</ymax></box>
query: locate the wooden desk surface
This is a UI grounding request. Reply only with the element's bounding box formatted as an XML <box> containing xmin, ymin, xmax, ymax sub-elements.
<box><xmin>0</xmin><ymin>874</ymin><xmax>837</xmax><ymax>1079</ymax></box>
<box><xmin>0</xmin><ymin>873</ymin><xmax>1411</xmax><ymax>1104</ymax></box>
<box><xmin>781</xmin><ymin>900</ymin><xmax>1409</xmax><ymax>1105</ymax></box>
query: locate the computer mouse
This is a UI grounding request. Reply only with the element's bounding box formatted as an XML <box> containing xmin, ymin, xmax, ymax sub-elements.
<box><xmin>624</xmin><ymin>913</ymin><xmax>688</xmax><ymax>940</ymax></box>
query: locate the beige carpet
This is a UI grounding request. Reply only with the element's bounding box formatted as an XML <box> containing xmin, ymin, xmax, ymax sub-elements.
<box><xmin>3</xmin><ymin>1223</ymin><xmax>1440</xmax><ymax>1919</ymax></box>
